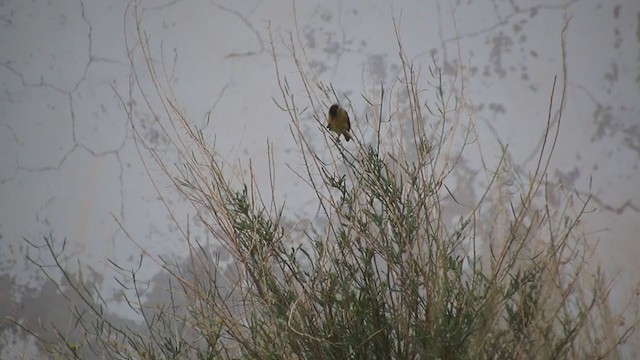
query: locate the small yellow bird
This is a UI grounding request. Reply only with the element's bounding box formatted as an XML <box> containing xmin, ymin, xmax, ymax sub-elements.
<box><xmin>327</xmin><ymin>104</ymin><xmax>352</xmax><ymax>141</ymax></box>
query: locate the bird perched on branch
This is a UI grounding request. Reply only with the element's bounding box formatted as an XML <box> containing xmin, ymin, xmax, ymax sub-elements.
<box><xmin>327</xmin><ymin>104</ymin><xmax>352</xmax><ymax>142</ymax></box>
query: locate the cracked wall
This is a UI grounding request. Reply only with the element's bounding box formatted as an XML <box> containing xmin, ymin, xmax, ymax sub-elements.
<box><xmin>1</xmin><ymin>0</ymin><xmax>639</xmax><ymax>357</ymax></box>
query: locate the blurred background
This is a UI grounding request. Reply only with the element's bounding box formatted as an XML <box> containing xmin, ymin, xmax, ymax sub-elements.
<box><xmin>1</xmin><ymin>0</ymin><xmax>639</xmax><ymax>357</ymax></box>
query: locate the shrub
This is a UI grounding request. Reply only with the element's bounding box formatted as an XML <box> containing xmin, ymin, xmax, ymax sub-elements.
<box><xmin>18</xmin><ymin>7</ymin><xmax>635</xmax><ymax>360</ymax></box>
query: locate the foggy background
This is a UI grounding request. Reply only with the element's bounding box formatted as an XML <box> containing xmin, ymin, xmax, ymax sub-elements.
<box><xmin>1</xmin><ymin>0</ymin><xmax>639</xmax><ymax>357</ymax></box>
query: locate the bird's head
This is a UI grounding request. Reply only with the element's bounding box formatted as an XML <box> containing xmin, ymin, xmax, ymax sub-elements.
<box><xmin>329</xmin><ymin>104</ymin><xmax>339</xmax><ymax>116</ymax></box>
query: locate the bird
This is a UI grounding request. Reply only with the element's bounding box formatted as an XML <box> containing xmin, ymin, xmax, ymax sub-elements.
<box><xmin>326</xmin><ymin>104</ymin><xmax>352</xmax><ymax>142</ymax></box>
